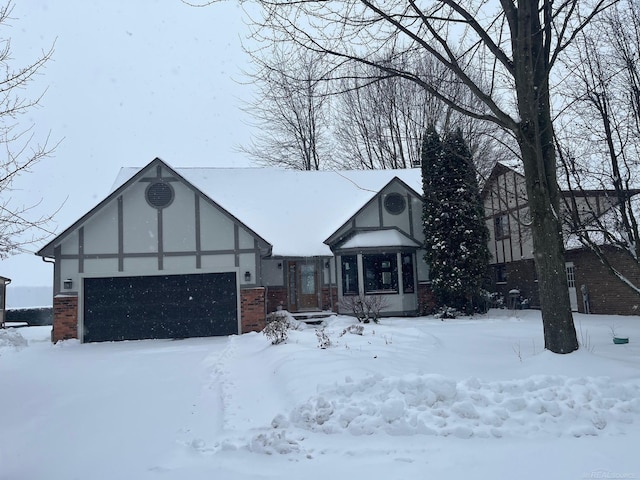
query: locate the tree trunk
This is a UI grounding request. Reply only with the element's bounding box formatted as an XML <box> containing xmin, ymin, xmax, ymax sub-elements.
<box><xmin>513</xmin><ymin>0</ymin><xmax>578</xmax><ymax>353</ymax></box>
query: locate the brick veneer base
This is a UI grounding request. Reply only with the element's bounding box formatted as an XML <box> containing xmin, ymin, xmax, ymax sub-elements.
<box><xmin>241</xmin><ymin>287</ymin><xmax>266</xmax><ymax>333</ymax></box>
<box><xmin>418</xmin><ymin>283</ymin><xmax>436</xmax><ymax>315</ymax></box>
<box><xmin>321</xmin><ymin>286</ymin><xmax>338</xmax><ymax>312</ymax></box>
<box><xmin>266</xmin><ymin>286</ymin><xmax>287</xmax><ymax>313</ymax></box>
<box><xmin>53</xmin><ymin>295</ymin><xmax>79</xmax><ymax>343</ymax></box>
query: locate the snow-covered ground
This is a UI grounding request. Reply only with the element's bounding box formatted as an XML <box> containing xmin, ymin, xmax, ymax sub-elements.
<box><xmin>1</xmin><ymin>310</ymin><xmax>639</xmax><ymax>479</ymax></box>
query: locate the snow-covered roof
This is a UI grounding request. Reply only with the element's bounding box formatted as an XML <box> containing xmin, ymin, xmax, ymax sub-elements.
<box><xmin>339</xmin><ymin>230</ymin><xmax>421</xmax><ymax>249</ymax></box>
<box><xmin>112</xmin><ymin>165</ymin><xmax>423</xmax><ymax>257</ymax></box>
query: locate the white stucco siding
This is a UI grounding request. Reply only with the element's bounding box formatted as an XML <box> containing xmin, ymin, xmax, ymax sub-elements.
<box><xmin>200</xmin><ymin>202</ymin><xmax>235</xmax><ymax>251</ymax></box>
<box><xmin>380</xmin><ymin>185</ymin><xmax>412</xmax><ymax>233</ymax></box>
<box><xmin>163</xmin><ymin>255</ymin><xmax>196</xmax><ymax>271</ymax></box>
<box><xmin>83</xmin><ymin>201</ymin><xmax>118</xmax><ymax>255</ymax></box>
<box><xmin>83</xmin><ymin>258</ymin><xmax>119</xmax><ymax>275</ymax></box>
<box><xmin>123</xmin><ymin>256</ymin><xmax>159</xmax><ymax>273</ymax></box>
<box><xmin>200</xmin><ymin>254</ymin><xmax>235</xmax><ymax>270</ymax></box>
<box><xmin>261</xmin><ymin>259</ymin><xmax>284</xmax><ymax>286</ymax></box>
<box><xmin>411</xmin><ymin>197</ymin><xmax>425</xmax><ymax>243</ymax></box>
<box><xmin>122</xmin><ymin>182</ymin><xmax>158</xmax><ymax>253</ymax></box>
<box><xmin>162</xmin><ymin>183</ymin><xmax>196</xmax><ymax>252</ymax></box>
<box><xmin>354</xmin><ymin>201</ymin><xmax>379</xmax><ymax>228</ymax></box>
<box><xmin>238</xmin><ymin>227</ymin><xmax>255</xmax><ymax>250</ymax></box>
<box><xmin>59</xmin><ymin>259</ymin><xmax>79</xmax><ymax>292</ymax></box>
<box><xmin>381</xmin><ymin>206</ymin><xmax>411</xmax><ymax>232</ymax></box>
<box><xmin>60</xmin><ymin>230</ymin><xmax>79</xmax><ymax>255</ymax></box>
<box><xmin>416</xmin><ymin>249</ymin><xmax>429</xmax><ymax>282</ymax></box>
<box><xmin>238</xmin><ymin>252</ymin><xmax>256</xmax><ymax>285</ymax></box>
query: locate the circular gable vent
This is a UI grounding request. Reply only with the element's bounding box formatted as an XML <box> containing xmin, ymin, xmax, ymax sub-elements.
<box><xmin>146</xmin><ymin>182</ymin><xmax>174</xmax><ymax>208</ymax></box>
<box><xmin>384</xmin><ymin>192</ymin><xmax>406</xmax><ymax>215</ymax></box>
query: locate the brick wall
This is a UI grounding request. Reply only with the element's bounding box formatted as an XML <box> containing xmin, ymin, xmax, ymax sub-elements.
<box><xmin>52</xmin><ymin>295</ymin><xmax>78</xmax><ymax>342</ymax></box>
<box><xmin>265</xmin><ymin>286</ymin><xmax>287</xmax><ymax>313</ymax></box>
<box><xmin>567</xmin><ymin>248</ymin><xmax>640</xmax><ymax>315</ymax></box>
<box><xmin>491</xmin><ymin>260</ymin><xmax>540</xmax><ymax>308</ymax></box>
<box><xmin>418</xmin><ymin>283</ymin><xmax>436</xmax><ymax>315</ymax></box>
<box><xmin>241</xmin><ymin>287</ymin><xmax>266</xmax><ymax>333</ymax></box>
<box><xmin>321</xmin><ymin>286</ymin><xmax>338</xmax><ymax>312</ymax></box>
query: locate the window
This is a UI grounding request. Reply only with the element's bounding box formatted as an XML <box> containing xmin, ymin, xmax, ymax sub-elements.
<box><xmin>364</xmin><ymin>253</ymin><xmax>398</xmax><ymax>294</ymax></box>
<box><xmin>384</xmin><ymin>193</ymin><xmax>406</xmax><ymax>215</ymax></box>
<box><xmin>341</xmin><ymin>255</ymin><xmax>359</xmax><ymax>295</ymax></box>
<box><xmin>566</xmin><ymin>263</ymin><xmax>576</xmax><ymax>289</ymax></box>
<box><xmin>401</xmin><ymin>253</ymin><xmax>415</xmax><ymax>293</ymax></box>
<box><xmin>495</xmin><ymin>264</ymin><xmax>507</xmax><ymax>284</ymax></box>
<box><xmin>495</xmin><ymin>215</ymin><xmax>510</xmax><ymax>239</ymax></box>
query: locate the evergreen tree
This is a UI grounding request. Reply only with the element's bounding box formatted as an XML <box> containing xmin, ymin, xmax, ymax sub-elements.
<box><xmin>422</xmin><ymin>127</ymin><xmax>490</xmax><ymax>313</ymax></box>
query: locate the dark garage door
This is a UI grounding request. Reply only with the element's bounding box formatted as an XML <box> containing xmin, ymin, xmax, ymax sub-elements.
<box><xmin>83</xmin><ymin>272</ymin><xmax>238</xmax><ymax>343</ymax></box>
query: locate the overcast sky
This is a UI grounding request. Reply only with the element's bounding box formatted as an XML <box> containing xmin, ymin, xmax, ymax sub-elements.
<box><xmin>2</xmin><ymin>0</ymin><xmax>257</xmax><ymax>287</ymax></box>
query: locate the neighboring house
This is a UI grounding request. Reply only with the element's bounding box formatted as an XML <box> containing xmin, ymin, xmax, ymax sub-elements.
<box><xmin>37</xmin><ymin>157</ymin><xmax>431</xmax><ymax>343</ymax></box>
<box><xmin>0</xmin><ymin>275</ymin><xmax>10</xmax><ymax>328</ymax></box>
<box><xmin>483</xmin><ymin>161</ymin><xmax>640</xmax><ymax>314</ymax></box>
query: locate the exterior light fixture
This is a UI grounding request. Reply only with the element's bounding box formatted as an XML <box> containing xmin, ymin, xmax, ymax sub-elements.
<box><xmin>277</xmin><ymin>262</ymin><xmax>282</xmax><ymax>269</ymax></box>
<box><xmin>244</xmin><ymin>271</ymin><xmax>251</xmax><ymax>282</ymax></box>
<box><xmin>63</xmin><ymin>278</ymin><xmax>73</xmax><ymax>289</ymax></box>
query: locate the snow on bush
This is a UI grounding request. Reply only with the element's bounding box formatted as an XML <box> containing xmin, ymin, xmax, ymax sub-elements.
<box><xmin>263</xmin><ymin>310</ymin><xmax>304</xmax><ymax>345</ymax></box>
<box><xmin>340</xmin><ymin>324</ymin><xmax>364</xmax><ymax>336</ymax></box>
<box><xmin>282</xmin><ymin>374</ymin><xmax>640</xmax><ymax>439</ymax></box>
<box><xmin>0</xmin><ymin>328</ymin><xmax>28</xmax><ymax>351</ymax></box>
<box><xmin>434</xmin><ymin>306</ymin><xmax>461</xmax><ymax>319</ymax></box>
<box><xmin>315</xmin><ymin>328</ymin><xmax>332</xmax><ymax>349</ymax></box>
<box><xmin>249</xmin><ymin>430</ymin><xmax>302</xmax><ymax>455</ymax></box>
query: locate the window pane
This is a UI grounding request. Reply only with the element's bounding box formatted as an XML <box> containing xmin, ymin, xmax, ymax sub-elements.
<box><xmin>301</xmin><ymin>264</ymin><xmax>316</xmax><ymax>294</ymax></box>
<box><xmin>363</xmin><ymin>253</ymin><xmax>398</xmax><ymax>294</ymax></box>
<box><xmin>496</xmin><ymin>264</ymin><xmax>507</xmax><ymax>283</ymax></box>
<box><xmin>402</xmin><ymin>253</ymin><xmax>415</xmax><ymax>293</ymax></box>
<box><xmin>341</xmin><ymin>255</ymin><xmax>359</xmax><ymax>295</ymax></box>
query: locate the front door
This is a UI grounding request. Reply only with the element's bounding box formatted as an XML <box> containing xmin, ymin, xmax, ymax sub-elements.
<box><xmin>288</xmin><ymin>260</ymin><xmax>320</xmax><ymax>311</ymax></box>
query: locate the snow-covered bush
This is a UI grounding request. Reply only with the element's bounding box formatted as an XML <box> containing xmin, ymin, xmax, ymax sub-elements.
<box><xmin>263</xmin><ymin>310</ymin><xmax>303</xmax><ymax>345</ymax></box>
<box><xmin>315</xmin><ymin>328</ymin><xmax>332</xmax><ymax>349</ymax></box>
<box><xmin>339</xmin><ymin>294</ymin><xmax>388</xmax><ymax>323</ymax></box>
<box><xmin>434</xmin><ymin>306</ymin><xmax>460</xmax><ymax>319</ymax></box>
<box><xmin>340</xmin><ymin>324</ymin><xmax>364</xmax><ymax>336</ymax></box>
<box><xmin>0</xmin><ymin>328</ymin><xmax>28</xmax><ymax>351</ymax></box>
<box><xmin>488</xmin><ymin>292</ymin><xmax>504</xmax><ymax>309</ymax></box>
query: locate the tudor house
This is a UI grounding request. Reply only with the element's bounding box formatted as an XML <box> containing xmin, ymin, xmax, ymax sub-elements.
<box><xmin>483</xmin><ymin>161</ymin><xmax>640</xmax><ymax>314</ymax></box>
<box><xmin>37</xmin><ymin>157</ymin><xmax>432</xmax><ymax>343</ymax></box>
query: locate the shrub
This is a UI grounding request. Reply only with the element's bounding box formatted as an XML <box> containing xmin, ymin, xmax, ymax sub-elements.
<box><xmin>339</xmin><ymin>294</ymin><xmax>388</xmax><ymax>324</ymax></box>
<box><xmin>263</xmin><ymin>317</ymin><xmax>290</xmax><ymax>345</ymax></box>
<box><xmin>340</xmin><ymin>324</ymin><xmax>364</xmax><ymax>336</ymax></box>
<box><xmin>315</xmin><ymin>328</ymin><xmax>332</xmax><ymax>349</ymax></box>
<box><xmin>434</xmin><ymin>305</ymin><xmax>460</xmax><ymax>319</ymax></box>
<box><xmin>262</xmin><ymin>310</ymin><xmax>302</xmax><ymax>345</ymax></box>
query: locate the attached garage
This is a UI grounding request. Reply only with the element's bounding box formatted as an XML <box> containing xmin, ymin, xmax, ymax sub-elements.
<box><xmin>82</xmin><ymin>272</ymin><xmax>238</xmax><ymax>343</ymax></box>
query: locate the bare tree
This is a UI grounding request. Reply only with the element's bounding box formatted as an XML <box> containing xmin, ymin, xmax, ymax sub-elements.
<box><xmin>0</xmin><ymin>1</ymin><xmax>56</xmax><ymax>258</ymax></box>
<box><xmin>557</xmin><ymin>0</ymin><xmax>640</xmax><ymax>296</ymax></box>
<box><xmin>334</xmin><ymin>54</ymin><xmax>436</xmax><ymax>170</ymax></box>
<box><xmin>239</xmin><ymin>44</ymin><xmax>332</xmax><ymax>170</ymax></box>
<box><xmin>214</xmin><ymin>0</ymin><xmax>617</xmax><ymax>353</ymax></box>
